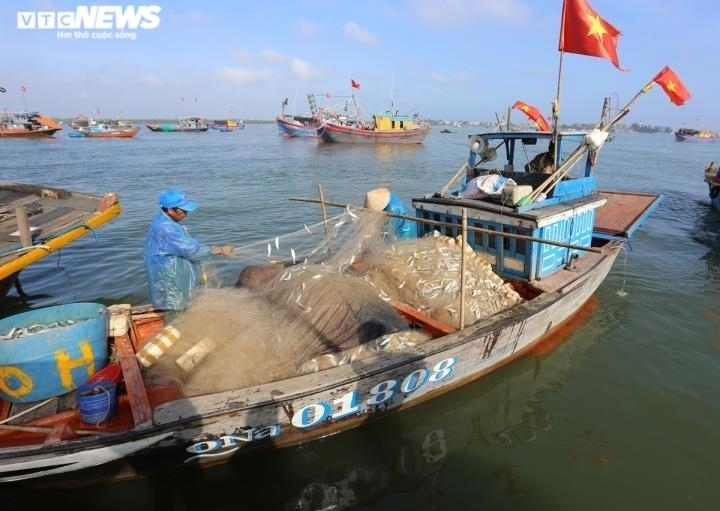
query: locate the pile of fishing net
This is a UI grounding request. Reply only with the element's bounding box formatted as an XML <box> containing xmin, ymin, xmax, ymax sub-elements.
<box><xmin>356</xmin><ymin>230</ymin><xmax>524</xmax><ymax>329</ymax></box>
<box><xmin>143</xmin><ymin>209</ymin><xmax>523</xmax><ymax>396</ymax></box>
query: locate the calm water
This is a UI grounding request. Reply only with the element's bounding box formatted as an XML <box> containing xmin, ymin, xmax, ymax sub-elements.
<box><xmin>1</xmin><ymin>125</ymin><xmax>719</xmax><ymax>510</ymax></box>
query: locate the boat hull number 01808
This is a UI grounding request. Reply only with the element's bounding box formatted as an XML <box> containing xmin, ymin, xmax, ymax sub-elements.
<box><xmin>185</xmin><ymin>357</ymin><xmax>457</xmax><ymax>459</ymax></box>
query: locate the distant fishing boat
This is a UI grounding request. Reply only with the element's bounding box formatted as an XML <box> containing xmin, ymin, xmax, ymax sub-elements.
<box><xmin>675</xmin><ymin>128</ymin><xmax>720</xmax><ymax>142</ymax></box>
<box><xmin>146</xmin><ymin>116</ymin><xmax>209</xmax><ymax>133</ymax></box>
<box><xmin>317</xmin><ymin>82</ymin><xmax>431</xmax><ymax>144</ymax></box>
<box><xmin>0</xmin><ymin>112</ymin><xmax>62</xmax><ymax>138</ymax></box>
<box><xmin>276</xmin><ymin>96</ymin><xmax>321</xmax><ymax>137</ymax></box>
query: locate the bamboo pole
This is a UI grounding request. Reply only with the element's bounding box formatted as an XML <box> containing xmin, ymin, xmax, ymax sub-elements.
<box><xmin>288</xmin><ymin>196</ymin><xmax>604</xmax><ymax>254</ymax></box>
<box><xmin>317</xmin><ymin>183</ymin><xmax>331</xmax><ymax>258</ymax></box>
<box><xmin>459</xmin><ymin>209</ymin><xmax>467</xmax><ymax>330</ymax></box>
<box><xmin>521</xmin><ymin>78</ymin><xmax>657</xmax><ymax>205</ymax></box>
<box><xmin>0</xmin><ymin>423</ymin><xmax>113</xmax><ymax>436</ymax></box>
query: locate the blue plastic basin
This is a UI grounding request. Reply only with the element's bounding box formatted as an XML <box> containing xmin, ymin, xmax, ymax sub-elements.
<box><xmin>0</xmin><ymin>303</ymin><xmax>108</xmax><ymax>403</ymax></box>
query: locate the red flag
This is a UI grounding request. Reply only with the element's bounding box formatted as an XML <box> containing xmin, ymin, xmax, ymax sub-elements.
<box><xmin>351</xmin><ymin>79</ymin><xmax>360</xmax><ymax>89</ymax></box>
<box><xmin>512</xmin><ymin>100</ymin><xmax>551</xmax><ymax>131</ymax></box>
<box><xmin>21</xmin><ymin>85</ymin><xmax>27</xmax><ymax>92</ymax></box>
<box><xmin>559</xmin><ymin>0</ymin><xmax>626</xmax><ymax>71</ymax></box>
<box><xmin>653</xmin><ymin>66</ymin><xmax>691</xmax><ymax>106</ymax></box>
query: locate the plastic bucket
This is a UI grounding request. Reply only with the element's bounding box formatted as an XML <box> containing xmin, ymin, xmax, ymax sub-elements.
<box><xmin>77</xmin><ymin>380</ymin><xmax>117</xmax><ymax>425</ymax></box>
<box><xmin>0</xmin><ymin>302</ymin><xmax>108</xmax><ymax>403</ymax></box>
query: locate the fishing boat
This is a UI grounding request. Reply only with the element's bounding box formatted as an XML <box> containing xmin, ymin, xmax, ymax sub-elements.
<box><xmin>0</xmin><ymin>2</ymin><xmax>675</xmax><ymax>487</ymax></box>
<box><xmin>674</xmin><ymin>128</ymin><xmax>720</xmax><ymax>142</ymax></box>
<box><xmin>0</xmin><ymin>112</ymin><xmax>62</xmax><ymax>138</ymax></box>
<box><xmin>81</xmin><ymin>121</ymin><xmax>140</xmax><ymax>139</ymax></box>
<box><xmin>211</xmin><ymin>119</ymin><xmax>244</xmax><ymax>132</ymax></box>
<box><xmin>276</xmin><ymin>95</ymin><xmax>321</xmax><ymax>137</ymax></box>
<box><xmin>315</xmin><ymin>86</ymin><xmax>430</xmax><ymax>144</ymax></box>
<box><xmin>276</xmin><ymin>115</ymin><xmax>321</xmax><ymax>137</ymax></box>
<box><xmin>0</xmin><ymin>183</ymin><xmax>121</xmax><ymax>300</ymax></box>
<box><xmin>145</xmin><ymin>116</ymin><xmax>209</xmax><ymax>133</ymax></box>
<box><xmin>319</xmin><ymin>109</ymin><xmax>430</xmax><ymax>144</ymax></box>
<box><xmin>704</xmin><ymin>162</ymin><xmax>720</xmax><ymax>211</ymax></box>
<box><xmin>0</xmin><ymin>113</ymin><xmax>660</xmax><ymax>486</ymax></box>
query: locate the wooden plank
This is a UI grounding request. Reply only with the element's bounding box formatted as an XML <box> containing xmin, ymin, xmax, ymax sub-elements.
<box><xmin>114</xmin><ymin>334</ymin><xmax>153</xmax><ymax>428</ymax></box>
<box><xmin>391</xmin><ymin>301</ymin><xmax>457</xmax><ymax>336</ymax></box>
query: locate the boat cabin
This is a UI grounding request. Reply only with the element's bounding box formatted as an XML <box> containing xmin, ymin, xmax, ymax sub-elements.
<box><xmin>412</xmin><ymin>130</ymin><xmax>660</xmax><ymax>283</ymax></box>
<box><xmin>372</xmin><ymin>112</ymin><xmax>422</xmax><ymax>131</ymax></box>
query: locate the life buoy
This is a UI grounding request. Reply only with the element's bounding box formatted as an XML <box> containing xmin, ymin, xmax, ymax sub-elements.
<box><xmin>711</xmin><ymin>186</ymin><xmax>720</xmax><ymax>199</ymax></box>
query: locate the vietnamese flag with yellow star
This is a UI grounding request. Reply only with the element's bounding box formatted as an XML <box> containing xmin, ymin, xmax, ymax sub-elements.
<box><xmin>559</xmin><ymin>0</ymin><xmax>626</xmax><ymax>70</ymax></box>
<box><xmin>512</xmin><ymin>101</ymin><xmax>551</xmax><ymax>131</ymax></box>
<box><xmin>653</xmin><ymin>66</ymin><xmax>691</xmax><ymax>106</ymax></box>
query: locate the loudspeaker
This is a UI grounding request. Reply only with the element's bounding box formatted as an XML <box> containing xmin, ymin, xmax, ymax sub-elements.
<box><xmin>468</xmin><ymin>135</ymin><xmax>487</xmax><ymax>154</ymax></box>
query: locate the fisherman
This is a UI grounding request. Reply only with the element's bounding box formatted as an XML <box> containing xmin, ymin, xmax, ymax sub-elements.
<box><xmin>144</xmin><ymin>189</ymin><xmax>233</xmax><ymax>312</ymax></box>
<box><xmin>364</xmin><ymin>187</ymin><xmax>418</xmax><ymax>239</ymax></box>
<box><xmin>525</xmin><ymin>140</ymin><xmax>556</xmax><ymax>174</ymax></box>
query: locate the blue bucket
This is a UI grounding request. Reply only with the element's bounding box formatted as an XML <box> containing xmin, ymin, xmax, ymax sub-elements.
<box><xmin>0</xmin><ymin>302</ymin><xmax>108</xmax><ymax>403</ymax></box>
<box><xmin>77</xmin><ymin>380</ymin><xmax>117</xmax><ymax>425</ymax></box>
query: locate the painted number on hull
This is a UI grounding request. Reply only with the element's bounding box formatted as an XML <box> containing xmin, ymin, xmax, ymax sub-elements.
<box><xmin>292</xmin><ymin>357</ymin><xmax>456</xmax><ymax>428</ymax></box>
<box><xmin>185</xmin><ymin>357</ymin><xmax>456</xmax><ymax>459</ymax></box>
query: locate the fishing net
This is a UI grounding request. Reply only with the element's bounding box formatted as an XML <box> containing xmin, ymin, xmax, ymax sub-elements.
<box><xmin>143</xmin><ymin>206</ymin><xmax>523</xmax><ymax>397</ymax></box>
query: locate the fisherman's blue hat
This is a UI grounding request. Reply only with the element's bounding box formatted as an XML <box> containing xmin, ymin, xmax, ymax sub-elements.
<box><xmin>158</xmin><ymin>189</ymin><xmax>198</xmax><ymax>212</ymax></box>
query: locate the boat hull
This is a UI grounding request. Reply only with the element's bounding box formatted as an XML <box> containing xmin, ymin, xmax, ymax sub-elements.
<box><xmin>83</xmin><ymin>126</ymin><xmax>140</xmax><ymax>138</ymax></box>
<box><xmin>0</xmin><ymin>128</ymin><xmax>61</xmax><ymax>138</ymax></box>
<box><xmin>320</xmin><ymin>122</ymin><xmax>430</xmax><ymax>144</ymax></box>
<box><xmin>705</xmin><ymin>165</ymin><xmax>720</xmax><ymax>211</ymax></box>
<box><xmin>276</xmin><ymin>116</ymin><xmax>320</xmax><ymax>137</ymax></box>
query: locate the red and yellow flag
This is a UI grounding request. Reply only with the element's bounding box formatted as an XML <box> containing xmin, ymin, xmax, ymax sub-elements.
<box><xmin>512</xmin><ymin>101</ymin><xmax>551</xmax><ymax>132</ymax></box>
<box><xmin>653</xmin><ymin>66</ymin><xmax>690</xmax><ymax>106</ymax></box>
<box><xmin>559</xmin><ymin>0</ymin><xmax>626</xmax><ymax>71</ymax></box>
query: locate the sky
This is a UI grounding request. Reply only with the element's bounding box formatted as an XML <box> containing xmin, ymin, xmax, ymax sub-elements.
<box><xmin>1</xmin><ymin>0</ymin><xmax>718</xmax><ymax>127</ymax></box>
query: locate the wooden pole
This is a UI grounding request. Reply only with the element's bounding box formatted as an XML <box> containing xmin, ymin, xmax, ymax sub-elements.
<box><xmin>459</xmin><ymin>208</ymin><xmax>467</xmax><ymax>329</ymax></box>
<box><xmin>14</xmin><ymin>206</ymin><xmax>32</xmax><ymax>247</ymax></box>
<box><xmin>317</xmin><ymin>183</ymin><xmax>332</xmax><ymax>257</ymax></box>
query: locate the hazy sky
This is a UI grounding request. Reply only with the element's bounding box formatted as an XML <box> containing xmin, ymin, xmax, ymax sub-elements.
<box><xmin>1</xmin><ymin>0</ymin><xmax>717</xmax><ymax>127</ymax></box>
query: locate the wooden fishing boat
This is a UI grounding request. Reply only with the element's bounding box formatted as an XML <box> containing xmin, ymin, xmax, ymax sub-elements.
<box><xmin>315</xmin><ymin>87</ymin><xmax>430</xmax><ymax>144</ymax></box>
<box><xmin>0</xmin><ymin>112</ymin><xmax>62</xmax><ymax>138</ymax></box>
<box><xmin>211</xmin><ymin>119</ymin><xmax>244</xmax><ymax>131</ymax></box>
<box><xmin>0</xmin><ymin>3</ymin><xmax>674</xmax><ymax>486</ymax></box>
<box><xmin>81</xmin><ymin>121</ymin><xmax>140</xmax><ymax>139</ymax></box>
<box><xmin>276</xmin><ymin>114</ymin><xmax>321</xmax><ymax>137</ymax></box>
<box><xmin>0</xmin><ymin>183</ymin><xmax>121</xmax><ymax>300</ymax></box>
<box><xmin>319</xmin><ymin>110</ymin><xmax>430</xmax><ymax>144</ymax></box>
<box><xmin>675</xmin><ymin>128</ymin><xmax>720</xmax><ymax>142</ymax></box>
<box><xmin>0</xmin><ymin>115</ymin><xmax>660</xmax><ymax>486</ymax></box>
<box><xmin>145</xmin><ymin>116</ymin><xmax>209</xmax><ymax>133</ymax></box>
<box><xmin>704</xmin><ymin>162</ymin><xmax>720</xmax><ymax>211</ymax></box>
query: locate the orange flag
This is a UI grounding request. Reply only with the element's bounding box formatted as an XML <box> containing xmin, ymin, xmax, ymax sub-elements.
<box><xmin>512</xmin><ymin>101</ymin><xmax>551</xmax><ymax>131</ymax></box>
<box><xmin>653</xmin><ymin>66</ymin><xmax>691</xmax><ymax>106</ymax></box>
<box><xmin>559</xmin><ymin>0</ymin><xmax>626</xmax><ymax>71</ymax></box>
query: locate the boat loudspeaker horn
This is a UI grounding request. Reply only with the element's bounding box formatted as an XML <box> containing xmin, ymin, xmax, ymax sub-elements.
<box><xmin>468</xmin><ymin>135</ymin><xmax>487</xmax><ymax>154</ymax></box>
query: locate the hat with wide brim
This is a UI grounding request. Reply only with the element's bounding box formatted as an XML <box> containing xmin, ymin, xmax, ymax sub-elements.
<box><xmin>158</xmin><ymin>189</ymin><xmax>198</xmax><ymax>212</ymax></box>
<box><xmin>364</xmin><ymin>187</ymin><xmax>391</xmax><ymax>211</ymax></box>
